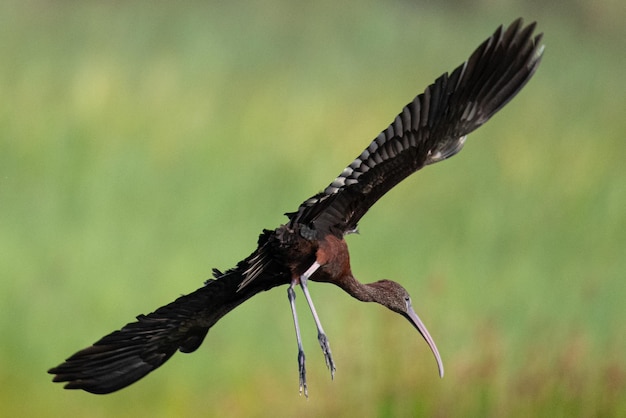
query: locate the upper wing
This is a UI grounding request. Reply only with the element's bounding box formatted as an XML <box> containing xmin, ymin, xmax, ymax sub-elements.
<box><xmin>287</xmin><ymin>18</ymin><xmax>544</xmax><ymax>236</ymax></box>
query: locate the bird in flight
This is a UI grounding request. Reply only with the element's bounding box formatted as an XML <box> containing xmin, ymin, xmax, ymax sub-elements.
<box><xmin>49</xmin><ymin>18</ymin><xmax>543</xmax><ymax>396</ymax></box>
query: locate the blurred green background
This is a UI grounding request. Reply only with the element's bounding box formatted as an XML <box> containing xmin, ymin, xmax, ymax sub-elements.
<box><xmin>2</xmin><ymin>0</ymin><xmax>625</xmax><ymax>416</ymax></box>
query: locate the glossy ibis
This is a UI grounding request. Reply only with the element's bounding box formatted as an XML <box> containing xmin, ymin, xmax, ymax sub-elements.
<box><xmin>48</xmin><ymin>18</ymin><xmax>543</xmax><ymax>395</ymax></box>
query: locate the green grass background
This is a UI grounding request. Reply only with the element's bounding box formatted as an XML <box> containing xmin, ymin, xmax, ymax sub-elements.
<box><xmin>2</xmin><ymin>1</ymin><xmax>625</xmax><ymax>416</ymax></box>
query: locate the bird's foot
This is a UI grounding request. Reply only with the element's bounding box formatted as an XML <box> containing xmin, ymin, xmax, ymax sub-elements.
<box><xmin>298</xmin><ymin>349</ymin><xmax>308</xmax><ymax>397</ymax></box>
<box><xmin>318</xmin><ymin>332</ymin><xmax>336</xmax><ymax>379</ymax></box>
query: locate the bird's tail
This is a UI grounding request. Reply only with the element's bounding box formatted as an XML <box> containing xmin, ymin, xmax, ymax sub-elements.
<box><xmin>48</xmin><ymin>268</ymin><xmax>269</xmax><ymax>394</ymax></box>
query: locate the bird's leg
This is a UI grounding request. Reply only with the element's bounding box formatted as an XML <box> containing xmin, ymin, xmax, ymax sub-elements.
<box><xmin>299</xmin><ymin>261</ymin><xmax>336</xmax><ymax>379</ymax></box>
<box><xmin>287</xmin><ymin>280</ymin><xmax>308</xmax><ymax>397</ymax></box>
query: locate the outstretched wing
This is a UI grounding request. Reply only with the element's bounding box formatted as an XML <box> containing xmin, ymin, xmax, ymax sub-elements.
<box><xmin>48</xmin><ymin>286</ymin><xmax>218</xmax><ymax>394</ymax></box>
<box><xmin>287</xmin><ymin>18</ymin><xmax>543</xmax><ymax>236</ymax></box>
<box><xmin>48</xmin><ymin>237</ymin><xmax>289</xmax><ymax>394</ymax></box>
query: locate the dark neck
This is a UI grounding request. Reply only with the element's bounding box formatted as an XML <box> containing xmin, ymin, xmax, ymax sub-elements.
<box><xmin>338</xmin><ymin>274</ymin><xmax>378</xmax><ymax>303</ymax></box>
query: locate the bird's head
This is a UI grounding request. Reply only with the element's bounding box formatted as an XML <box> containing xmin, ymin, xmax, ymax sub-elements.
<box><xmin>370</xmin><ymin>279</ymin><xmax>444</xmax><ymax>378</ymax></box>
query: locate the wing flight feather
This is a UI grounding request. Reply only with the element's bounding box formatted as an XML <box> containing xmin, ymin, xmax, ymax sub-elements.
<box><xmin>287</xmin><ymin>19</ymin><xmax>543</xmax><ymax>236</ymax></box>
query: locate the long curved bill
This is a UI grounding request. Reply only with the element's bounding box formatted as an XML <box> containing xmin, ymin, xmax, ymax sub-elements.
<box><xmin>406</xmin><ymin>300</ymin><xmax>444</xmax><ymax>378</ymax></box>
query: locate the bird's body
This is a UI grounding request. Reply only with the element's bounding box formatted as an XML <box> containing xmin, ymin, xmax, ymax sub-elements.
<box><xmin>49</xmin><ymin>19</ymin><xmax>543</xmax><ymax>395</ymax></box>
